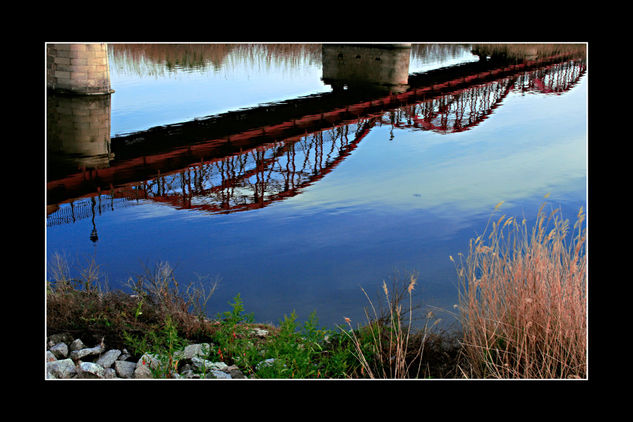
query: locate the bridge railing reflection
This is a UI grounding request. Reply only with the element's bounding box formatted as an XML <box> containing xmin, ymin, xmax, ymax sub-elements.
<box><xmin>46</xmin><ymin>120</ymin><xmax>374</xmax><ymax>228</ymax></box>
<box><xmin>514</xmin><ymin>59</ymin><xmax>586</xmax><ymax>95</ymax></box>
<box><xmin>380</xmin><ymin>58</ymin><xmax>586</xmax><ymax>134</ymax></box>
<box><xmin>381</xmin><ymin>78</ymin><xmax>515</xmax><ymax>134</ymax></box>
<box><xmin>116</xmin><ymin>120</ymin><xmax>374</xmax><ymax>214</ymax></box>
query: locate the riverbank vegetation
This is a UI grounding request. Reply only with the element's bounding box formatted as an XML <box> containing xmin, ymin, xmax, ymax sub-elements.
<box><xmin>46</xmin><ymin>203</ymin><xmax>586</xmax><ymax>379</ymax></box>
<box><xmin>455</xmin><ymin>202</ymin><xmax>587</xmax><ymax>378</ymax></box>
<box><xmin>470</xmin><ymin>43</ymin><xmax>586</xmax><ymax>61</ymax></box>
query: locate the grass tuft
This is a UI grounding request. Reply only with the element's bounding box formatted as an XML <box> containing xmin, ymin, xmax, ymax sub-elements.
<box><xmin>340</xmin><ymin>274</ymin><xmax>461</xmax><ymax>378</ymax></box>
<box><xmin>46</xmin><ymin>258</ymin><xmax>219</xmax><ymax>353</ymax></box>
<box><xmin>454</xmin><ymin>202</ymin><xmax>587</xmax><ymax>378</ymax></box>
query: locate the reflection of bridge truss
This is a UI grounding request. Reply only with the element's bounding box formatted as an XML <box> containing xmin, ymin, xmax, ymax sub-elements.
<box><xmin>379</xmin><ymin>58</ymin><xmax>587</xmax><ymax>134</ymax></box>
<box><xmin>47</xmin><ymin>56</ymin><xmax>586</xmax><ymax>226</ymax></box>
<box><xmin>132</xmin><ymin>120</ymin><xmax>373</xmax><ymax>213</ymax></box>
<box><xmin>47</xmin><ymin>121</ymin><xmax>374</xmax><ymax>226</ymax></box>
<box><xmin>380</xmin><ymin>78</ymin><xmax>515</xmax><ymax>134</ymax></box>
<box><xmin>514</xmin><ymin>59</ymin><xmax>586</xmax><ymax>95</ymax></box>
<box><xmin>46</xmin><ymin>194</ymin><xmax>140</xmax><ymax>227</ymax></box>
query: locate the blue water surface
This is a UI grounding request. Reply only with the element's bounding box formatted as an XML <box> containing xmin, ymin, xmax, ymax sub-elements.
<box><xmin>46</xmin><ymin>44</ymin><xmax>587</xmax><ymax>329</ymax></box>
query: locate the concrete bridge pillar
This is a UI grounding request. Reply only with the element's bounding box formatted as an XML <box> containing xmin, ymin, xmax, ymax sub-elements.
<box><xmin>322</xmin><ymin>44</ymin><xmax>411</xmax><ymax>93</ymax></box>
<box><xmin>47</xmin><ymin>43</ymin><xmax>113</xmax><ymax>95</ymax></box>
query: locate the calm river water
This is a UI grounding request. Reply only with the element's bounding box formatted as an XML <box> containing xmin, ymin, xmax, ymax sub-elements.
<box><xmin>46</xmin><ymin>43</ymin><xmax>587</xmax><ymax>329</ymax></box>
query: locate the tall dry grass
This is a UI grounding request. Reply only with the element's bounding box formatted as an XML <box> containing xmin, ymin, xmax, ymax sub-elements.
<box><xmin>341</xmin><ymin>275</ymin><xmax>454</xmax><ymax>378</ymax></box>
<box><xmin>46</xmin><ymin>257</ymin><xmax>219</xmax><ymax>350</ymax></box>
<box><xmin>454</xmin><ymin>201</ymin><xmax>587</xmax><ymax>378</ymax></box>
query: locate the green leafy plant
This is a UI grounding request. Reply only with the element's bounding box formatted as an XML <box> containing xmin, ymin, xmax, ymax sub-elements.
<box><xmin>254</xmin><ymin>311</ymin><xmax>352</xmax><ymax>379</ymax></box>
<box><xmin>123</xmin><ymin>315</ymin><xmax>188</xmax><ymax>378</ymax></box>
<box><xmin>208</xmin><ymin>294</ymin><xmax>259</xmax><ymax>368</ymax></box>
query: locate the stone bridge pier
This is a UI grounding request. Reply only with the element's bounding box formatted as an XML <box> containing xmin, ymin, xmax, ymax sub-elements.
<box><xmin>47</xmin><ymin>93</ymin><xmax>113</xmax><ymax>170</ymax></box>
<box><xmin>47</xmin><ymin>43</ymin><xmax>113</xmax><ymax>95</ymax></box>
<box><xmin>47</xmin><ymin>44</ymin><xmax>114</xmax><ymax>180</ymax></box>
<box><xmin>321</xmin><ymin>44</ymin><xmax>412</xmax><ymax>93</ymax></box>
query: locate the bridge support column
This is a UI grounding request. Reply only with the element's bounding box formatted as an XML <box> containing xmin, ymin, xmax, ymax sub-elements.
<box><xmin>322</xmin><ymin>44</ymin><xmax>411</xmax><ymax>93</ymax></box>
<box><xmin>47</xmin><ymin>43</ymin><xmax>114</xmax><ymax>95</ymax></box>
<box><xmin>47</xmin><ymin>93</ymin><xmax>113</xmax><ymax>176</ymax></box>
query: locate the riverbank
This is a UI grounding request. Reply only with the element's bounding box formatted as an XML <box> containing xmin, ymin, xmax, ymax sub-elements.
<box><xmin>46</xmin><ymin>267</ymin><xmax>464</xmax><ymax>379</ymax></box>
<box><xmin>46</xmin><ymin>203</ymin><xmax>587</xmax><ymax>379</ymax></box>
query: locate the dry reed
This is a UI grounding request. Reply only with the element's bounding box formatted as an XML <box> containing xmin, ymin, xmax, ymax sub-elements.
<box><xmin>341</xmin><ymin>275</ymin><xmax>444</xmax><ymax>378</ymax></box>
<box><xmin>46</xmin><ymin>257</ymin><xmax>219</xmax><ymax>350</ymax></box>
<box><xmin>454</xmin><ymin>200</ymin><xmax>587</xmax><ymax>378</ymax></box>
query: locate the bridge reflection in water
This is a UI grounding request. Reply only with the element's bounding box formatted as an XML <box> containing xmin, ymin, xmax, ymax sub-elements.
<box><xmin>46</xmin><ymin>47</ymin><xmax>586</xmax><ymax>231</ymax></box>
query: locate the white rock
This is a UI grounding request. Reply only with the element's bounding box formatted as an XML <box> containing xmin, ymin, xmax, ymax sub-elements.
<box><xmin>103</xmin><ymin>368</ymin><xmax>117</xmax><ymax>379</ymax></box>
<box><xmin>70</xmin><ymin>345</ymin><xmax>104</xmax><ymax>361</ymax></box>
<box><xmin>191</xmin><ymin>357</ymin><xmax>228</xmax><ymax>372</ymax></box>
<box><xmin>49</xmin><ymin>343</ymin><xmax>68</xmax><ymax>359</ymax></box>
<box><xmin>48</xmin><ymin>333</ymin><xmax>73</xmax><ymax>348</ymax></box>
<box><xmin>226</xmin><ymin>365</ymin><xmax>247</xmax><ymax>379</ymax></box>
<box><xmin>46</xmin><ymin>350</ymin><xmax>57</xmax><ymax>362</ymax></box>
<box><xmin>69</xmin><ymin>338</ymin><xmax>86</xmax><ymax>351</ymax></box>
<box><xmin>118</xmin><ymin>349</ymin><xmax>131</xmax><ymax>361</ymax></box>
<box><xmin>174</xmin><ymin>343</ymin><xmax>211</xmax><ymax>361</ymax></box>
<box><xmin>47</xmin><ymin>359</ymin><xmax>78</xmax><ymax>379</ymax></box>
<box><xmin>206</xmin><ymin>370</ymin><xmax>232</xmax><ymax>379</ymax></box>
<box><xmin>133</xmin><ymin>364</ymin><xmax>153</xmax><ymax>379</ymax></box>
<box><xmin>78</xmin><ymin>362</ymin><xmax>105</xmax><ymax>378</ymax></box>
<box><xmin>252</xmin><ymin>328</ymin><xmax>269</xmax><ymax>338</ymax></box>
<box><xmin>137</xmin><ymin>353</ymin><xmax>160</xmax><ymax>368</ymax></box>
<box><xmin>134</xmin><ymin>353</ymin><xmax>160</xmax><ymax>379</ymax></box>
<box><xmin>96</xmin><ymin>349</ymin><xmax>121</xmax><ymax>368</ymax></box>
<box><xmin>114</xmin><ymin>360</ymin><xmax>136</xmax><ymax>378</ymax></box>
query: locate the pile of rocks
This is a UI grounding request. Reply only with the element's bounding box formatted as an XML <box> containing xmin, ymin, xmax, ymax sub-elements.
<box><xmin>45</xmin><ymin>333</ymin><xmax>249</xmax><ymax>379</ymax></box>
